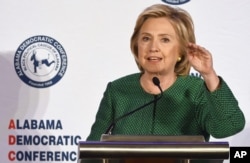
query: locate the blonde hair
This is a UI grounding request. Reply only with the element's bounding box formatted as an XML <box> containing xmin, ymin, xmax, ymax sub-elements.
<box><xmin>130</xmin><ymin>4</ymin><xmax>195</xmax><ymax>75</ymax></box>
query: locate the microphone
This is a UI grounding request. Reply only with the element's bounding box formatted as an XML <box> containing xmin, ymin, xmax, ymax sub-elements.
<box><xmin>104</xmin><ymin>77</ymin><xmax>163</xmax><ymax>135</ymax></box>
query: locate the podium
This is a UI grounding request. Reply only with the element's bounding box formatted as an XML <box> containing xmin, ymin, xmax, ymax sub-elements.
<box><xmin>78</xmin><ymin>134</ymin><xmax>229</xmax><ymax>163</ymax></box>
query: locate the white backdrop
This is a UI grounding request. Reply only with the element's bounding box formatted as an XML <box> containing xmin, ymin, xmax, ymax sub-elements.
<box><xmin>0</xmin><ymin>0</ymin><xmax>249</xmax><ymax>162</ymax></box>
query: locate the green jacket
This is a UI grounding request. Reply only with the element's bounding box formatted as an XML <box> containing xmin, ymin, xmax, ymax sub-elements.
<box><xmin>87</xmin><ymin>73</ymin><xmax>245</xmax><ymax>141</ymax></box>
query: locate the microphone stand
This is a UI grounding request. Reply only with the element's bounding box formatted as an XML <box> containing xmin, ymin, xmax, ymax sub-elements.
<box><xmin>104</xmin><ymin>77</ymin><xmax>163</xmax><ymax>135</ymax></box>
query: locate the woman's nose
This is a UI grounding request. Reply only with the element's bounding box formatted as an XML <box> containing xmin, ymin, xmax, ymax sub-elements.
<box><xmin>149</xmin><ymin>40</ymin><xmax>160</xmax><ymax>52</ymax></box>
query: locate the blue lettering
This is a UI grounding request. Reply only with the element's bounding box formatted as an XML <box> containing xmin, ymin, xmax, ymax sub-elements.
<box><xmin>14</xmin><ymin>119</ymin><xmax>63</xmax><ymax>130</ymax></box>
<box><xmin>14</xmin><ymin>150</ymin><xmax>77</xmax><ymax>161</ymax></box>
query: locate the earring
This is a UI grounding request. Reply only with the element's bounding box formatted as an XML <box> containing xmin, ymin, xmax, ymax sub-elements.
<box><xmin>177</xmin><ymin>57</ymin><xmax>181</xmax><ymax>62</ymax></box>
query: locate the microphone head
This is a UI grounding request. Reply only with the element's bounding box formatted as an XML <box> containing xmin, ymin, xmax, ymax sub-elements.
<box><xmin>152</xmin><ymin>77</ymin><xmax>160</xmax><ymax>86</ymax></box>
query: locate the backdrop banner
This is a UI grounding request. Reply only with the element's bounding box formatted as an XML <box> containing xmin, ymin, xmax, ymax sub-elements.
<box><xmin>1</xmin><ymin>0</ymin><xmax>249</xmax><ymax>163</ymax></box>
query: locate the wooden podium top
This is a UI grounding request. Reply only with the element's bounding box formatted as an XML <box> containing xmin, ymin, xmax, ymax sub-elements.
<box><xmin>78</xmin><ymin>135</ymin><xmax>229</xmax><ymax>160</ymax></box>
<box><xmin>100</xmin><ymin>134</ymin><xmax>205</xmax><ymax>142</ymax></box>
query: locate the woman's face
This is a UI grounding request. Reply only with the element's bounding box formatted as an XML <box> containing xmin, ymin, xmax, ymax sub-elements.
<box><xmin>137</xmin><ymin>17</ymin><xmax>180</xmax><ymax>75</ymax></box>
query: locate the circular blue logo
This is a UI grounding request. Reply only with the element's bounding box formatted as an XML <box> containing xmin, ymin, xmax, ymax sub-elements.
<box><xmin>14</xmin><ymin>35</ymin><xmax>67</xmax><ymax>88</ymax></box>
<box><xmin>161</xmin><ymin>0</ymin><xmax>190</xmax><ymax>5</ymax></box>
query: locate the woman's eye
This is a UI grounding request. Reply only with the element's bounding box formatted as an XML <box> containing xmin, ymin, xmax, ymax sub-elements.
<box><xmin>162</xmin><ymin>38</ymin><xmax>170</xmax><ymax>42</ymax></box>
<box><xmin>142</xmin><ymin>36</ymin><xmax>150</xmax><ymax>41</ymax></box>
